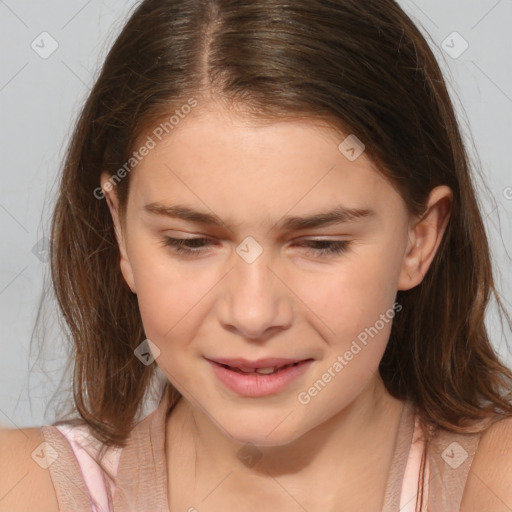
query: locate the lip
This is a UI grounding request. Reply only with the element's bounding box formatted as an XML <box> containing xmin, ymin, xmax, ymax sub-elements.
<box><xmin>207</xmin><ymin>357</ymin><xmax>308</xmax><ymax>372</ymax></box>
<box><xmin>206</xmin><ymin>357</ymin><xmax>314</xmax><ymax>397</ymax></box>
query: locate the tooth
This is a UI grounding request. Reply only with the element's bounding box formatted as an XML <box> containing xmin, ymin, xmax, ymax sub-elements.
<box><xmin>255</xmin><ymin>367</ymin><xmax>276</xmax><ymax>374</ymax></box>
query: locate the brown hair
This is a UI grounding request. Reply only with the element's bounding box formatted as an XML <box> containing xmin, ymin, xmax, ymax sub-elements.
<box><xmin>43</xmin><ymin>0</ymin><xmax>512</xmax><ymax>505</ymax></box>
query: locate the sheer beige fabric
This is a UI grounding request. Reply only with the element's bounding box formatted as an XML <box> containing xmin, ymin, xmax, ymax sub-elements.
<box><xmin>40</xmin><ymin>386</ymin><xmax>483</xmax><ymax>511</ymax></box>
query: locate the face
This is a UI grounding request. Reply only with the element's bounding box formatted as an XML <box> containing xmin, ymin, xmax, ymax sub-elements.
<box><xmin>102</xmin><ymin>102</ymin><xmax>451</xmax><ymax>447</ymax></box>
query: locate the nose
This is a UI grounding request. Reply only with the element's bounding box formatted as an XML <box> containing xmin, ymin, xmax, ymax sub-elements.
<box><xmin>217</xmin><ymin>246</ymin><xmax>293</xmax><ymax>341</ymax></box>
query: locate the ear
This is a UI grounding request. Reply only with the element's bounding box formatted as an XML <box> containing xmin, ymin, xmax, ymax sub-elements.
<box><xmin>398</xmin><ymin>185</ymin><xmax>453</xmax><ymax>291</ymax></box>
<box><xmin>100</xmin><ymin>172</ymin><xmax>137</xmax><ymax>294</ymax></box>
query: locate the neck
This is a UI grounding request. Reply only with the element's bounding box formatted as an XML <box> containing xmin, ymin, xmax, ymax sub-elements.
<box><xmin>166</xmin><ymin>375</ymin><xmax>406</xmax><ymax>509</ymax></box>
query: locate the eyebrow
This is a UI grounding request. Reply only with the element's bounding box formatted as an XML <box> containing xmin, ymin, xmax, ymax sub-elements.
<box><xmin>143</xmin><ymin>202</ymin><xmax>376</xmax><ymax>232</ymax></box>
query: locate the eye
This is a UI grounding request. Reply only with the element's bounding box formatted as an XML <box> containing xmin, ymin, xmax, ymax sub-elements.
<box><xmin>161</xmin><ymin>237</ymin><xmax>214</xmax><ymax>255</ymax></box>
<box><xmin>295</xmin><ymin>239</ymin><xmax>351</xmax><ymax>256</ymax></box>
<box><xmin>161</xmin><ymin>237</ymin><xmax>351</xmax><ymax>258</ymax></box>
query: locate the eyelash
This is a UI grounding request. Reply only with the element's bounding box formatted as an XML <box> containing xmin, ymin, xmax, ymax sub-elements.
<box><xmin>161</xmin><ymin>237</ymin><xmax>351</xmax><ymax>257</ymax></box>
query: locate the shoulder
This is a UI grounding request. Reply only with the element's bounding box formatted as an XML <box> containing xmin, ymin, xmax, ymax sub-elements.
<box><xmin>460</xmin><ymin>415</ymin><xmax>512</xmax><ymax>512</ymax></box>
<box><xmin>0</xmin><ymin>427</ymin><xmax>59</xmax><ymax>512</ymax></box>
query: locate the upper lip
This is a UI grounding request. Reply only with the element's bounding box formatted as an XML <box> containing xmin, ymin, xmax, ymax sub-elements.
<box><xmin>206</xmin><ymin>357</ymin><xmax>311</xmax><ymax>371</ymax></box>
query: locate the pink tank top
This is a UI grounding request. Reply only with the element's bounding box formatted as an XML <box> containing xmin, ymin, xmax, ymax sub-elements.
<box><xmin>54</xmin><ymin>424</ymin><xmax>123</xmax><ymax>511</ymax></box>
<box><xmin>53</xmin><ymin>399</ymin><xmax>428</xmax><ymax>511</ymax></box>
<box><xmin>399</xmin><ymin>414</ymin><xmax>429</xmax><ymax>512</ymax></box>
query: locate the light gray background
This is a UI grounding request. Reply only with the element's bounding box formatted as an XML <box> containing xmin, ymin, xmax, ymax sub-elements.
<box><xmin>1</xmin><ymin>0</ymin><xmax>511</xmax><ymax>429</ymax></box>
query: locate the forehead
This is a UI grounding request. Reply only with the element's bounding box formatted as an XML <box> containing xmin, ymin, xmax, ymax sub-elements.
<box><xmin>127</xmin><ymin>105</ymin><xmax>403</xmax><ymax>225</ymax></box>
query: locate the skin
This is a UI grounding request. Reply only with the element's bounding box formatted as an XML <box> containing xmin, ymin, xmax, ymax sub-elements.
<box><xmin>102</xmin><ymin>101</ymin><xmax>452</xmax><ymax>511</ymax></box>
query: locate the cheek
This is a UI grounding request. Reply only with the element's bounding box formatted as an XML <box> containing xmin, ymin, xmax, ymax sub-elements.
<box><xmin>129</xmin><ymin>245</ymin><xmax>218</xmax><ymax>354</ymax></box>
<box><xmin>125</xmin><ymin>240</ymin><xmax>186</xmax><ymax>333</ymax></box>
<box><xmin>135</xmin><ymin>268</ymin><xmax>202</xmax><ymax>340</ymax></box>
<box><xmin>294</xmin><ymin>248</ymin><xmax>400</xmax><ymax>345</ymax></box>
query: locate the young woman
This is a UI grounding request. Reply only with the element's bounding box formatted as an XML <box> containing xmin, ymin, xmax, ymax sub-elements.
<box><xmin>1</xmin><ymin>0</ymin><xmax>512</xmax><ymax>511</ymax></box>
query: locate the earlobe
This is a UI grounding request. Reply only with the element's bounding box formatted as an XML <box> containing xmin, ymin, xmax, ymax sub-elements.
<box><xmin>397</xmin><ymin>185</ymin><xmax>453</xmax><ymax>291</ymax></box>
<box><xmin>100</xmin><ymin>172</ymin><xmax>137</xmax><ymax>294</ymax></box>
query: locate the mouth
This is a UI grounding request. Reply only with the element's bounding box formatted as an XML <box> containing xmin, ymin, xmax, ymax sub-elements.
<box><xmin>206</xmin><ymin>357</ymin><xmax>313</xmax><ymax>375</ymax></box>
<box><xmin>216</xmin><ymin>361</ymin><xmax>305</xmax><ymax>375</ymax></box>
<box><xmin>205</xmin><ymin>357</ymin><xmax>315</xmax><ymax>397</ymax></box>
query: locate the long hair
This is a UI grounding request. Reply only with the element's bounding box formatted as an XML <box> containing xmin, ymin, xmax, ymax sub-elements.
<box><xmin>44</xmin><ymin>0</ymin><xmax>512</xmax><ymax>506</ymax></box>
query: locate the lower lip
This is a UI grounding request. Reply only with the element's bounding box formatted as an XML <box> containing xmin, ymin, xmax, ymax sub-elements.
<box><xmin>207</xmin><ymin>359</ymin><xmax>313</xmax><ymax>397</ymax></box>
